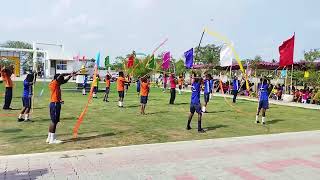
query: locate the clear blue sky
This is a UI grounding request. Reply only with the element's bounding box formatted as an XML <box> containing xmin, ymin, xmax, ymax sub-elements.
<box><xmin>0</xmin><ymin>0</ymin><xmax>319</xmax><ymax>63</ymax></box>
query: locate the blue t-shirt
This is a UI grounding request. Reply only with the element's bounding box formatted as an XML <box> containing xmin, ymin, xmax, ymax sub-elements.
<box><xmin>191</xmin><ymin>81</ymin><xmax>201</xmax><ymax>104</ymax></box>
<box><xmin>259</xmin><ymin>83</ymin><xmax>269</xmax><ymax>101</ymax></box>
<box><xmin>23</xmin><ymin>80</ymin><xmax>32</xmax><ymax>97</ymax></box>
<box><xmin>233</xmin><ymin>79</ymin><xmax>239</xmax><ymax>90</ymax></box>
<box><xmin>204</xmin><ymin>79</ymin><xmax>210</xmax><ymax>94</ymax></box>
<box><xmin>136</xmin><ymin>80</ymin><xmax>141</xmax><ymax>90</ymax></box>
<box><xmin>209</xmin><ymin>79</ymin><xmax>214</xmax><ymax>91</ymax></box>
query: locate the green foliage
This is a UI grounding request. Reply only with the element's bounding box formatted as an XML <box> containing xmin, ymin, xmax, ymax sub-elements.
<box><xmin>194</xmin><ymin>44</ymin><xmax>221</xmax><ymax>66</ymax></box>
<box><xmin>175</xmin><ymin>59</ymin><xmax>187</xmax><ymax>76</ymax></box>
<box><xmin>303</xmin><ymin>49</ymin><xmax>320</xmax><ymax>88</ymax></box>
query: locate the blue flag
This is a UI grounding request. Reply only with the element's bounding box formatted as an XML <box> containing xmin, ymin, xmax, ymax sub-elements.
<box><xmin>95</xmin><ymin>52</ymin><xmax>100</xmax><ymax>68</ymax></box>
<box><xmin>184</xmin><ymin>48</ymin><xmax>194</xmax><ymax>69</ymax></box>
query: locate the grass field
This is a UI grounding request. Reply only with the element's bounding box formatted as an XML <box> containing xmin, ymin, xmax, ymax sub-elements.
<box><xmin>0</xmin><ymin>81</ymin><xmax>319</xmax><ymax>155</ymax></box>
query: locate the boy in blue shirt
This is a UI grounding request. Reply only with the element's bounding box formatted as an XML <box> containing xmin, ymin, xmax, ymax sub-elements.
<box><xmin>186</xmin><ymin>75</ymin><xmax>205</xmax><ymax>133</ymax></box>
<box><xmin>202</xmin><ymin>74</ymin><xmax>211</xmax><ymax>113</ymax></box>
<box><xmin>256</xmin><ymin>77</ymin><xmax>270</xmax><ymax>125</ymax></box>
<box><xmin>136</xmin><ymin>76</ymin><xmax>141</xmax><ymax>97</ymax></box>
<box><xmin>18</xmin><ymin>73</ymin><xmax>35</xmax><ymax>122</ymax></box>
<box><xmin>232</xmin><ymin>76</ymin><xmax>240</xmax><ymax>103</ymax></box>
<box><xmin>209</xmin><ymin>75</ymin><xmax>214</xmax><ymax>99</ymax></box>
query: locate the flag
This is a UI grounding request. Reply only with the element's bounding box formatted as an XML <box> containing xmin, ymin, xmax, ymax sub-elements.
<box><xmin>162</xmin><ymin>51</ymin><xmax>170</xmax><ymax>70</ymax></box>
<box><xmin>220</xmin><ymin>43</ymin><xmax>233</xmax><ymax>67</ymax></box>
<box><xmin>184</xmin><ymin>48</ymin><xmax>193</xmax><ymax>69</ymax></box>
<box><xmin>105</xmin><ymin>56</ymin><xmax>110</xmax><ymax>67</ymax></box>
<box><xmin>281</xmin><ymin>69</ymin><xmax>287</xmax><ymax>78</ymax></box>
<box><xmin>95</xmin><ymin>52</ymin><xmax>100</xmax><ymax>68</ymax></box>
<box><xmin>279</xmin><ymin>34</ymin><xmax>295</xmax><ymax>67</ymax></box>
<box><xmin>127</xmin><ymin>54</ymin><xmax>134</xmax><ymax>68</ymax></box>
<box><xmin>147</xmin><ymin>55</ymin><xmax>156</xmax><ymax>69</ymax></box>
<box><xmin>73</xmin><ymin>51</ymin><xmax>100</xmax><ymax>138</ymax></box>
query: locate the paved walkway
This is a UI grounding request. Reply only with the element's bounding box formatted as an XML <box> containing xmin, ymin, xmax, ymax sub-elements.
<box><xmin>1</xmin><ymin>131</ymin><xmax>320</xmax><ymax>180</ymax></box>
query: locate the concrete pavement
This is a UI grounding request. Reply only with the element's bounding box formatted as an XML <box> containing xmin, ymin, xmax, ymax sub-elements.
<box><xmin>1</xmin><ymin>130</ymin><xmax>320</xmax><ymax>180</ymax></box>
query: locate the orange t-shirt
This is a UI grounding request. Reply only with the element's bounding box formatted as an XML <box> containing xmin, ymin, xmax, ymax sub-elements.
<box><xmin>1</xmin><ymin>72</ymin><xmax>13</xmax><ymax>88</ymax></box>
<box><xmin>140</xmin><ymin>82</ymin><xmax>149</xmax><ymax>96</ymax></box>
<box><xmin>178</xmin><ymin>78</ymin><xmax>183</xmax><ymax>86</ymax></box>
<box><xmin>106</xmin><ymin>79</ymin><xmax>110</xmax><ymax>88</ymax></box>
<box><xmin>49</xmin><ymin>80</ymin><xmax>61</xmax><ymax>103</ymax></box>
<box><xmin>117</xmin><ymin>77</ymin><xmax>125</xmax><ymax>91</ymax></box>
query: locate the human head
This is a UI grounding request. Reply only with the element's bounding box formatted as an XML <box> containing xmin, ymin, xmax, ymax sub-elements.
<box><xmin>106</xmin><ymin>74</ymin><xmax>111</xmax><ymax>80</ymax></box>
<box><xmin>119</xmin><ymin>71</ymin><xmax>124</xmax><ymax>77</ymax></box>
<box><xmin>234</xmin><ymin>76</ymin><xmax>238</xmax><ymax>80</ymax></box>
<box><xmin>53</xmin><ymin>73</ymin><xmax>60</xmax><ymax>80</ymax></box>
<box><xmin>26</xmin><ymin>73</ymin><xmax>34</xmax><ymax>82</ymax></box>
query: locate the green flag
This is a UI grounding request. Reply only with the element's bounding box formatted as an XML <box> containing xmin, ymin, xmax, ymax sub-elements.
<box><xmin>148</xmin><ymin>55</ymin><xmax>155</xmax><ymax>69</ymax></box>
<box><xmin>104</xmin><ymin>56</ymin><xmax>110</xmax><ymax>67</ymax></box>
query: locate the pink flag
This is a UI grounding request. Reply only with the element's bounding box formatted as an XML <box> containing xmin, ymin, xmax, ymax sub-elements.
<box><xmin>162</xmin><ymin>51</ymin><xmax>170</xmax><ymax>70</ymax></box>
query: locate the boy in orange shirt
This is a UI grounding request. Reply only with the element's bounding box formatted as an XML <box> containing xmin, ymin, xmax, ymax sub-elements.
<box><xmin>117</xmin><ymin>71</ymin><xmax>127</xmax><ymax>107</ymax></box>
<box><xmin>178</xmin><ymin>75</ymin><xmax>184</xmax><ymax>95</ymax></box>
<box><xmin>103</xmin><ymin>73</ymin><xmax>111</xmax><ymax>102</ymax></box>
<box><xmin>46</xmin><ymin>73</ymin><xmax>74</xmax><ymax>144</ymax></box>
<box><xmin>140</xmin><ymin>75</ymin><xmax>150</xmax><ymax>115</ymax></box>
<box><xmin>1</xmin><ymin>66</ymin><xmax>14</xmax><ymax>110</ymax></box>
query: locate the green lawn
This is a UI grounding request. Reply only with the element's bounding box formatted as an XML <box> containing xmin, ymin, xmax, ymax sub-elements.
<box><xmin>0</xmin><ymin>81</ymin><xmax>319</xmax><ymax>155</ymax></box>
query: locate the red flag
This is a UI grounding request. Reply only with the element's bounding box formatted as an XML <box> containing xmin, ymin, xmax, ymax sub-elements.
<box><xmin>279</xmin><ymin>34</ymin><xmax>295</xmax><ymax>67</ymax></box>
<box><xmin>127</xmin><ymin>55</ymin><xmax>134</xmax><ymax>68</ymax></box>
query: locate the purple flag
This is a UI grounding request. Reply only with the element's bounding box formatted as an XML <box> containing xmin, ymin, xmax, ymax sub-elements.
<box><xmin>184</xmin><ymin>48</ymin><xmax>193</xmax><ymax>69</ymax></box>
<box><xmin>162</xmin><ymin>51</ymin><xmax>170</xmax><ymax>70</ymax></box>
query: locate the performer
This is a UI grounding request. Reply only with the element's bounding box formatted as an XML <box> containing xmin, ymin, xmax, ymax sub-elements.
<box><xmin>117</xmin><ymin>71</ymin><xmax>127</xmax><ymax>107</ymax></box>
<box><xmin>18</xmin><ymin>73</ymin><xmax>35</xmax><ymax>122</ymax></box>
<box><xmin>92</xmin><ymin>74</ymin><xmax>100</xmax><ymax>98</ymax></box>
<box><xmin>186</xmin><ymin>75</ymin><xmax>205</xmax><ymax>133</ymax></box>
<box><xmin>82</xmin><ymin>75</ymin><xmax>88</xmax><ymax>95</ymax></box>
<box><xmin>169</xmin><ymin>73</ymin><xmax>177</xmax><ymax>104</ymax></box>
<box><xmin>163</xmin><ymin>73</ymin><xmax>168</xmax><ymax>92</ymax></box>
<box><xmin>46</xmin><ymin>73</ymin><xmax>74</xmax><ymax>144</ymax></box>
<box><xmin>136</xmin><ymin>76</ymin><xmax>141</xmax><ymax>97</ymax></box>
<box><xmin>103</xmin><ymin>73</ymin><xmax>111</xmax><ymax>102</ymax></box>
<box><xmin>209</xmin><ymin>75</ymin><xmax>214</xmax><ymax>99</ymax></box>
<box><xmin>202</xmin><ymin>74</ymin><xmax>211</xmax><ymax>113</ymax></box>
<box><xmin>178</xmin><ymin>75</ymin><xmax>184</xmax><ymax>95</ymax></box>
<box><xmin>256</xmin><ymin>77</ymin><xmax>270</xmax><ymax>125</ymax></box>
<box><xmin>124</xmin><ymin>75</ymin><xmax>131</xmax><ymax>94</ymax></box>
<box><xmin>1</xmin><ymin>66</ymin><xmax>14</xmax><ymax>110</ymax></box>
<box><xmin>232</xmin><ymin>76</ymin><xmax>240</xmax><ymax>103</ymax></box>
<box><xmin>140</xmin><ymin>76</ymin><xmax>150</xmax><ymax>115</ymax></box>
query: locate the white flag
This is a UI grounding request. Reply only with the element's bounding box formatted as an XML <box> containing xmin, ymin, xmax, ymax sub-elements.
<box><xmin>220</xmin><ymin>43</ymin><xmax>233</xmax><ymax>67</ymax></box>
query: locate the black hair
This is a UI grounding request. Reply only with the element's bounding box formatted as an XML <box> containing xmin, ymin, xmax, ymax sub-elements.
<box><xmin>106</xmin><ymin>74</ymin><xmax>111</xmax><ymax>80</ymax></box>
<box><xmin>26</xmin><ymin>73</ymin><xmax>34</xmax><ymax>82</ymax></box>
<box><xmin>119</xmin><ymin>71</ymin><xmax>124</xmax><ymax>77</ymax></box>
<box><xmin>54</xmin><ymin>74</ymin><xmax>60</xmax><ymax>80</ymax></box>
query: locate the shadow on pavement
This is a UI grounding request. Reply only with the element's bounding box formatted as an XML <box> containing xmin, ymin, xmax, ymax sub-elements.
<box><xmin>4</xmin><ymin>168</ymin><xmax>48</xmax><ymax>180</ymax></box>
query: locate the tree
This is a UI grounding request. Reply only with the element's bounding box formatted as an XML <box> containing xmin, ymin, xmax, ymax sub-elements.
<box><xmin>194</xmin><ymin>44</ymin><xmax>221</xmax><ymax>66</ymax></box>
<box><xmin>303</xmin><ymin>49</ymin><xmax>320</xmax><ymax>89</ymax></box>
<box><xmin>175</xmin><ymin>59</ymin><xmax>187</xmax><ymax>76</ymax></box>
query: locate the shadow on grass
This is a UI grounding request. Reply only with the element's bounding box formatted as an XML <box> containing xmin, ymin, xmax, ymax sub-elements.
<box><xmin>63</xmin><ymin>132</ymin><xmax>116</xmax><ymax>143</ymax></box>
<box><xmin>0</xmin><ymin>128</ymin><xmax>22</xmax><ymax>133</ymax></box>
<box><xmin>204</xmin><ymin>124</ymin><xmax>228</xmax><ymax>131</ymax></box>
<box><xmin>5</xmin><ymin>168</ymin><xmax>48</xmax><ymax>180</ymax></box>
<box><xmin>147</xmin><ymin>111</ymin><xmax>169</xmax><ymax>115</ymax></box>
<box><xmin>36</xmin><ymin>117</ymin><xmax>75</xmax><ymax>122</ymax></box>
<box><xmin>268</xmin><ymin>119</ymin><xmax>285</xmax><ymax>124</ymax></box>
<box><xmin>125</xmin><ymin>105</ymin><xmax>140</xmax><ymax>108</ymax></box>
<box><xmin>172</xmin><ymin>102</ymin><xmax>189</xmax><ymax>105</ymax></box>
<box><xmin>205</xmin><ymin>110</ymin><xmax>232</xmax><ymax>114</ymax></box>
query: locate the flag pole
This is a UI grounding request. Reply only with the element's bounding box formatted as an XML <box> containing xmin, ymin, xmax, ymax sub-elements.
<box><xmin>290</xmin><ymin>64</ymin><xmax>293</xmax><ymax>93</ymax></box>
